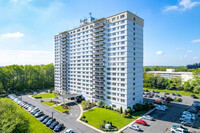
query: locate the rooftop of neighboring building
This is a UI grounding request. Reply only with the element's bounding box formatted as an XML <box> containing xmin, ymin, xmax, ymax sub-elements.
<box><xmin>147</xmin><ymin>69</ymin><xmax>192</xmax><ymax>75</ymax></box>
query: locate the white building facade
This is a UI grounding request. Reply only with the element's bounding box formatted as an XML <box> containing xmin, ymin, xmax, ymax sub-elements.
<box><xmin>147</xmin><ymin>69</ymin><xmax>193</xmax><ymax>82</ymax></box>
<box><xmin>54</xmin><ymin>11</ymin><xmax>144</xmax><ymax>109</ymax></box>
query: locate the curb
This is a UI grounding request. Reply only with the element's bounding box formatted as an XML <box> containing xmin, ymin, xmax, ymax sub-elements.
<box><xmin>118</xmin><ymin>108</ymin><xmax>156</xmax><ymax>133</ymax></box>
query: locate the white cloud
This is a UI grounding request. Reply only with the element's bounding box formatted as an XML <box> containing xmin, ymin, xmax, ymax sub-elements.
<box><xmin>156</xmin><ymin>51</ymin><xmax>163</xmax><ymax>55</ymax></box>
<box><xmin>186</xmin><ymin>50</ymin><xmax>192</xmax><ymax>53</ymax></box>
<box><xmin>163</xmin><ymin>0</ymin><xmax>200</xmax><ymax>12</ymax></box>
<box><xmin>0</xmin><ymin>50</ymin><xmax>53</xmax><ymax>66</ymax></box>
<box><xmin>192</xmin><ymin>39</ymin><xmax>200</xmax><ymax>43</ymax></box>
<box><xmin>193</xmin><ymin>56</ymin><xmax>199</xmax><ymax>60</ymax></box>
<box><xmin>0</xmin><ymin>32</ymin><xmax>24</xmax><ymax>38</ymax></box>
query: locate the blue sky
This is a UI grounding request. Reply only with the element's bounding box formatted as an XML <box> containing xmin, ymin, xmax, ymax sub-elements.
<box><xmin>0</xmin><ymin>0</ymin><xmax>200</xmax><ymax>66</ymax></box>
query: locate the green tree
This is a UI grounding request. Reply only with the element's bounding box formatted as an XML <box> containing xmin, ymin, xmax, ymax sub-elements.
<box><xmin>120</xmin><ymin>106</ymin><xmax>123</xmax><ymax>114</ymax></box>
<box><xmin>97</xmin><ymin>101</ymin><xmax>103</xmax><ymax>107</ymax></box>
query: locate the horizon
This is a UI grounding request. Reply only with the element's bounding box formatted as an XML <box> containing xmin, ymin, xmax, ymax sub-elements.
<box><xmin>0</xmin><ymin>0</ymin><xmax>200</xmax><ymax>66</ymax></box>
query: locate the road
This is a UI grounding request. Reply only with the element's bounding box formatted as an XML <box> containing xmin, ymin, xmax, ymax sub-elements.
<box><xmin>22</xmin><ymin>95</ymin><xmax>99</xmax><ymax>133</ymax></box>
<box><xmin>123</xmin><ymin>93</ymin><xmax>200</xmax><ymax>133</ymax></box>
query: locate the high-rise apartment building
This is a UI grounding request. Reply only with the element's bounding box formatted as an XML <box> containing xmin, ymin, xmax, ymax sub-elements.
<box><xmin>54</xmin><ymin>11</ymin><xmax>144</xmax><ymax>109</ymax></box>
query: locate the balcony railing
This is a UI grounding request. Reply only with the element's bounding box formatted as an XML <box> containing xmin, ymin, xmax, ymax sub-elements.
<box><xmin>93</xmin><ymin>60</ymin><xmax>104</xmax><ymax>64</ymax></box>
<box><xmin>93</xmin><ymin>65</ymin><xmax>104</xmax><ymax>68</ymax></box>
<box><xmin>93</xmin><ymin>23</ymin><xmax>104</xmax><ymax>29</ymax></box>
<box><xmin>93</xmin><ymin>74</ymin><xmax>104</xmax><ymax>77</ymax></box>
<box><xmin>93</xmin><ymin>45</ymin><xmax>105</xmax><ymax>51</ymax></box>
<box><xmin>93</xmin><ymin>32</ymin><xmax>105</xmax><ymax>38</ymax></box>
<box><xmin>61</xmin><ymin>34</ymin><xmax>67</xmax><ymax>38</ymax></box>
<box><xmin>60</xmin><ymin>42</ymin><xmax>67</xmax><ymax>45</ymax></box>
<box><xmin>93</xmin><ymin>37</ymin><xmax>105</xmax><ymax>42</ymax></box>
<box><xmin>93</xmin><ymin>28</ymin><xmax>105</xmax><ymax>33</ymax></box>
<box><xmin>93</xmin><ymin>51</ymin><xmax>105</xmax><ymax>55</ymax></box>
<box><xmin>93</xmin><ymin>41</ymin><xmax>105</xmax><ymax>46</ymax></box>
<box><xmin>94</xmin><ymin>78</ymin><xmax>104</xmax><ymax>82</ymax></box>
<box><xmin>93</xmin><ymin>55</ymin><xmax>104</xmax><ymax>59</ymax></box>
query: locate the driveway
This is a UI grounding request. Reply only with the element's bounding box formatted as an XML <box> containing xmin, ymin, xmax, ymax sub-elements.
<box><xmin>21</xmin><ymin>95</ymin><xmax>99</xmax><ymax>133</ymax></box>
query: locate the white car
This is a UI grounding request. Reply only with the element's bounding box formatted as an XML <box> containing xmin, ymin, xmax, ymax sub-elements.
<box><xmin>155</xmin><ymin>106</ymin><xmax>165</xmax><ymax>111</ymax></box>
<box><xmin>171</xmin><ymin>125</ymin><xmax>188</xmax><ymax>133</ymax></box>
<box><xmin>142</xmin><ymin>115</ymin><xmax>153</xmax><ymax>121</ymax></box>
<box><xmin>182</xmin><ymin>115</ymin><xmax>195</xmax><ymax>120</ymax></box>
<box><xmin>65</xmin><ymin>129</ymin><xmax>73</xmax><ymax>133</ymax></box>
<box><xmin>129</xmin><ymin>124</ymin><xmax>141</xmax><ymax>131</ymax></box>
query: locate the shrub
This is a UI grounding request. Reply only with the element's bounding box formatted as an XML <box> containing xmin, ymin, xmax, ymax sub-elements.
<box><xmin>133</xmin><ymin>103</ymin><xmax>143</xmax><ymax>111</ymax></box>
<box><xmin>121</xmin><ymin>113</ymin><xmax>130</xmax><ymax>118</ymax></box>
<box><xmin>108</xmin><ymin>106</ymin><xmax>111</xmax><ymax>110</ymax></box>
<box><xmin>127</xmin><ymin>107</ymin><xmax>134</xmax><ymax>114</ymax></box>
<box><xmin>124</xmin><ymin>109</ymin><xmax>127</xmax><ymax>115</ymax></box>
<box><xmin>102</xmin><ymin>104</ymin><xmax>105</xmax><ymax>108</ymax></box>
<box><xmin>97</xmin><ymin>101</ymin><xmax>103</xmax><ymax>107</ymax></box>
<box><xmin>120</xmin><ymin>106</ymin><xmax>123</xmax><ymax>114</ymax></box>
<box><xmin>105</xmin><ymin>105</ymin><xmax>108</xmax><ymax>109</ymax></box>
<box><xmin>174</xmin><ymin>98</ymin><xmax>182</xmax><ymax>102</ymax></box>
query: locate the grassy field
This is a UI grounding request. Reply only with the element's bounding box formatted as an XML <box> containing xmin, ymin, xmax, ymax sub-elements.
<box><xmin>144</xmin><ymin>87</ymin><xmax>200</xmax><ymax>97</ymax></box>
<box><xmin>33</xmin><ymin>93</ymin><xmax>58</xmax><ymax>98</ymax></box>
<box><xmin>82</xmin><ymin>107</ymin><xmax>142</xmax><ymax>130</ymax></box>
<box><xmin>42</xmin><ymin>101</ymin><xmax>55</xmax><ymax>106</ymax></box>
<box><xmin>1</xmin><ymin>98</ymin><xmax>53</xmax><ymax>133</ymax></box>
<box><xmin>52</xmin><ymin>106</ymin><xmax>69</xmax><ymax>113</ymax></box>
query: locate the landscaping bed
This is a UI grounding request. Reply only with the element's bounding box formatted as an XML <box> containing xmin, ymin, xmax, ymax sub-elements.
<box><xmin>53</xmin><ymin>104</ymin><xmax>69</xmax><ymax>114</ymax></box>
<box><xmin>42</xmin><ymin>101</ymin><xmax>55</xmax><ymax>106</ymax></box>
<box><xmin>33</xmin><ymin>92</ymin><xmax>58</xmax><ymax>99</ymax></box>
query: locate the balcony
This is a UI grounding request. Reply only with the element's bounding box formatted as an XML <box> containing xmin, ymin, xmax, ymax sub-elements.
<box><xmin>93</xmin><ymin>55</ymin><xmax>104</xmax><ymax>59</ymax></box>
<box><xmin>93</xmin><ymin>69</ymin><xmax>104</xmax><ymax>73</ymax></box>
<box><xmin>61</xmin><ymin>48</ymin><xmax>67</xmax><ymax>52</ymax></box>
<box><xmin>93</xmin><ymin>37</ymin><xmax>105</xmax><ymax>42</ymax></box>
<box><xmin>93</xmin><ymin>65</ymin><xmax>104</xmax><ymax>68</ymax></box>
<box><xmin>94</xmin><ymin>78</ymin><xmax>104</xmax><ymax>82</ymax></box>
<box><xmin>93</xmin><ymin>28</ymin><xmax>105</xmax><ymax>33</ymax></box>
<box><xmin>93</xmin><ymin>60</ymin><xmax>104</xmax><ymax>64</ymax></box>
<box><xmin>61</xmin><ymin>34</ymin><xmax>67</xmax><ymax>38</ymax></box>
<box><xmin>93</xmin><ymin>23</ymin><xmax>104</xmax><ymax>29</ymax></box>
<box><xmin>93</xmin><ymin>32</ymin><xmax>105</xmax><ymax>38</ymax></box>
<box><xmin>93</xmin><ymin>45</ymin><xmax>105</xmax><ymax>51</ymax></box>
<box><xmin>93</xmin><ymin>51</ymin><xmax>105</xmax><ymax>55</ymax></box>
<box><xmin>93</xmin><ymin>41</ymin><xmax>105</xmax><ymax>46</ymax></box>
<box><xmin>61</xmin><ymin>38</ymin><xmax>67</xmax><ymax>42</ymax></box>
<box><xmin>60</xmin><ymin>42</ymin><xmax>67</xmax><ymax>45</ymax></box>
<box><xmin>93</xmin><ymin>74</ymin><xmax>104</xmax><ymax>77</ymax></box>
<box><xmin>93</xmin><ymin>96</ymin><xmax>105</xmax><ymax>100</ymax></box>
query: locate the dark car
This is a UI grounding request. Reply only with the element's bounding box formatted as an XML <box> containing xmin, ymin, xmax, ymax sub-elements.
<box><xmin>156</xmin><ymin>91</ymin><xmax>159</xmax><ymax>93</ymax></box>
<box><xmin>177</xmin><ymin>94</ymin><xmax>181</xmax><ymax>97</ymax></box>
<box><xmin>49</xmin><ymin>121</ymin><xmax>59</xmax><ymax>129</ymax></box>
<box><xmin>54</xmin><ymin>124</ymin><xmax>64</xmax><ymax>132</ymax></box>
<box><xmin>172</xmin><ymin>93</ymin><xmax>175</xmax><ymax>96</ymax></box>
<box><xmin>40</xmin><ymin>115</ymin><xmax>48</xmax><ymax>122</ymax></box>
<box><xmin>191</xmin><ymin>95</ymin><xmax>199</xmax><ymax>99</ymax></box>
<box><xmin>181</xmin><ymin>121</ymin><xmax>194</xmax><ymax>127</ymax></box>
<box><xmin>43</xmin><ymin>117</ymin><xmax>51</xmax><ymax>124</ymax></box>
<box><xmin>46</xmin><ymin>118</ymin><xmax>56</xmax><ymax>127</ymax></box>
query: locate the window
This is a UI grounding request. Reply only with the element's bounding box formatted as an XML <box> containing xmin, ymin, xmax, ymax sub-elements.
<box><xmin>120</xmin><ymin>15</ymin><xmax>125</xmax><ymax>18</ymax></box>
<box><xmin>112</xmin><ymin>17</ymin><xmax>115</xmax><ymax>21</ymax></box>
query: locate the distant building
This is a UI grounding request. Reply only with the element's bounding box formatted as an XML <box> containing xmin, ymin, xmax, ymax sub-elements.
<box><xmin>186</xmin><ymin>63</ymin><xmax>200</xmax><ymax>70</ymax></box>
<box><xmin>147</xmin><ymin>69</ymin><xmax>193</xmax><ymax>82</ymax></box>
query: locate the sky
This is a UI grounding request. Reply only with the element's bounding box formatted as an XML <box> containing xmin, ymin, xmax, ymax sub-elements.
<box><xmin>0</xmin><ymin>0</ymin><xmax>200</xmax><ymax>66</ymax></box>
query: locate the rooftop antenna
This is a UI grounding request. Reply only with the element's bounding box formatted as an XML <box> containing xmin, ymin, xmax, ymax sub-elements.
<box><xmin>89</xmin><ymin>12</ymin><xmax>92</xmax><ymax>17</ymax></box>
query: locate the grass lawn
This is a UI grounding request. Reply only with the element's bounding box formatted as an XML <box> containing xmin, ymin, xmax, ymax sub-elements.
<box><xmin>52</xmin><ymin>106</ymin><xmax>69</xmax><ymax>113</ymax></box>
<box><xmin>33</xmin><ymin>93</ymin><xmax>58</xmax><ymax>98</ymax></box>
<box><xmin>144</xmin><ymin>87</ymin><xmax>200</xmax><ymax>97</ymax></box>
<box><xmin>82</xmin><ymin>107</ymin><xmax>144</xmax><ymax>130</ymax></box>
<box><xmin>42</xmin><ymin>101</ymin><xmax>55</xmax><ymax>106</ymax></box>
<box><xmin>1</xmin><ymin>98</ymin><xmax>53</xmax><ymax>133</ymax></box>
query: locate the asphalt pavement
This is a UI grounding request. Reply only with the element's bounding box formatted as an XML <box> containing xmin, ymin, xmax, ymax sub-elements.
<box><xmin>21</xmin><ymin>95</ymin><xmax>99</xmax><ymax>133</ymax></box>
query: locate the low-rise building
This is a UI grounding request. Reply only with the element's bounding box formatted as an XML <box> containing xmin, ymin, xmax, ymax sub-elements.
<box><xmin>147</xmin><ymin>69</ymin><xmax>193</xmax><ymax>82</ymax></box>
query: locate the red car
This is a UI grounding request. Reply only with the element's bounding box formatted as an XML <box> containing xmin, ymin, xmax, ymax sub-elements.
<box><xmin>136</xmin><ymin>120</ymin><xmax>147</xmax><ymax>125</ymax></box>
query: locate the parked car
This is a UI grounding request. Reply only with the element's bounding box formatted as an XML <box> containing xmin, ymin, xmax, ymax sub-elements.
<box><xmin>172</xmin><ymin>93</ymin><xmax>175</xmax><ymax>96</ymax></box>
<box><xmin>142</xmin><ymin>115</ymin><xmax>153</xmax><ymax>121</ymax></box>
<box><xmin>136</xmin><ymin>120</ymin><xmax>147</xmax><ymax>126</ymax></box>
<box><xmin>129</xmin><ymin>124</ymin><xmax>141</xmax><ymax>131</ymax></box>
<box><xmin>191</xmin><ymin>95</ymin><xmax>198</xmax><ymax>99</ymax></box>
<box><xmin>49</xmin><ymin>121</ymin><xmax>59</xmax><ymax>129</ymax></box>
<box><xmin>54</xmin><ymin>124</ymin><xmax>64</xmax><ymax>132</ymax></box>
<box><xmin>31</xmin><ymin>109</ymin><xmax>40</xmax><ymax>115</ymax></box>
<box><xmin>40</xmin><ymin>115</ymin><xmax>48</xmax><ymax>122</ymax></box>
<box><xmin>65</xmin><ymin>129</ymin><xmax>73</xmax><ymax>133</ymax></box>
<box><xmin>46</xmin><ymin>118</ymin><xmax>56</xmax><ymax>127</ymax></box>
<box><xmin>43</xmin><ymin>117</ymin><xmax>51</xmax><ymax>124</ymax></box>
<box><xmin>34</xmin><ymin>111</ymin><xmax>44</xmax><ymax>118</ymax></box>
<box><xmin>155</xmin><ymin>106</ymin><xmax>166</xmax><ymax>111</ymax></box>
<box><xmin>156</xmin><ymin>91</ymin><xmax>159</xmax><ymax>93</ymax></box>
<box><xmin>181</xmin><ymin>121</ymin><xmax>194</xmax><ymax>127</ymax></box>
<box><xmin>154</xmin><ymin>100</ymin><xmax>162</xmax><ymax>104</ymax></box>
<box><xmin>171</xmin><ymin>125</ymin><xmax>188</xmax><ymax>133</ymax></box>
<box><xmin>179</xmin><ymin>117</ymin><xmax>192</xmax><ymax>122</ymax></box>
<box><xmin>155</xmin><ymin>94</ymin><xmax>160</xmax><ymax>98</ymax></box>
<box><xmin>177</xmin><ymin>94</ymin><xmax>181</xmax><ymax>97</ymax></box>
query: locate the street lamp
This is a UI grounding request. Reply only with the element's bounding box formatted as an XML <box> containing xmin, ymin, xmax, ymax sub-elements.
<box><xmin>52</xmin><ymin>111</ymin><xmax>54</xmax><ymax>118</ymax></box>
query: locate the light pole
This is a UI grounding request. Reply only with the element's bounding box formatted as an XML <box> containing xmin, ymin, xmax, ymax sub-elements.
<box><xmin>52</xmin><ymin>111</ymin><xmax>54</xmax><ymax>118</ymax></box>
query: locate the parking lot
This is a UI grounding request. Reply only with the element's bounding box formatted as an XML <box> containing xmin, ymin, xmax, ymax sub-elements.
<box><xmin>11</xmin><ymin>94</ymin><xmax>98</xmax><ymax>133</ymax></box>
<box><xmin>123</xmin><ymin>93</ymin><xmax>200</xmax><ymax>133</ymax></box>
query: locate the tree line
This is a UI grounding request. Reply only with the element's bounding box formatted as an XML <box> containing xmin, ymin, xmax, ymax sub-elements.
<box><xmin>144</xmin><ymin>66</ymin><xmax>188</xmax><ymax>72</ymax></box>
<box><xmin>143</xmin><ymin>68</ymin><xmax>200</xmax><ymax>93</ymax></box>
<box><xmin>0</xmin><ymin>64</ymin><xmax>54</xmax><ymax>94</ymax></box>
